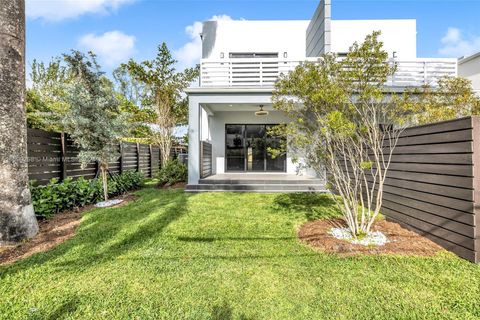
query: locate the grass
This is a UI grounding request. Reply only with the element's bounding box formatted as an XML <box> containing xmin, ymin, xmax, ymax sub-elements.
<box><xmin>1</xmin><ymin>187</ymin><xmax>480</xmax><ymax>319</ymax></box>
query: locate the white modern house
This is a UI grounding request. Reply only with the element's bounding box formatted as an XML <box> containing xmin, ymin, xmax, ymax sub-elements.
<box><xmin>459</xmin><ymin>52</ymin><xmax>480</xmax><ymax>94</ymax></box>
<box><xmin>185</xmin><ymin>0</ymin><xmax>457</xmax><ymax>192</ymax></box>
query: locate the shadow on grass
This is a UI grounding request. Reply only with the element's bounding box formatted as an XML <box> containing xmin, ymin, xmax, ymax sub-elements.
<box><xmin>46</xmin><ymin>294</ymin><xmax>80</xmax><ymax>320</ymax></box>
<box><xmin>177</xmin><ymin>236</ymin><xmax>294</xmax><ymax>242</ymax></box>
<box><xmin>273</xmin><ymin>193</ymin><xmax>341</xmax><ymax>221</ymax></box>
<box><xmin>211</xmin><ymin>301</ymin><xmax>256</xmax><ymax>320</ymax></box>
<box><xmin>0</xmin><ymin>188</ymin><xmax>190</xmax><ymax>276</ymax></box>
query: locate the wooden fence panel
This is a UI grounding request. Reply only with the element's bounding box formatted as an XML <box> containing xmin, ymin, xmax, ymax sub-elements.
<box><xmin>122</xmin><ymin>142</ymin><xmax>138</xmax><ymax>172</ymax></box>
<box><xmin>27</xmin><ymin>129</ymin><xmax>62</xmax><ymax>184</ymax></box>
<box><xmin>151</xmin><ymin>146</ymin><xmax>160</xmax><ymax>177</ymax></box>
<box><xmin>27</xmin><ymin>128</ymin><xmax>162</xmax><ymax>184</ymax></box>
<box><xmin>352</xmin><ymin>117</ymin><xmax>479</xmax><ymax>263</ymax></box>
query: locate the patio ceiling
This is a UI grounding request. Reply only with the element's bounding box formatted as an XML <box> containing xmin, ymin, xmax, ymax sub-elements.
<box><xmin>203</xmin><ymin>103</ymin><xmax>275</xmax><ymax>112</ymax></box>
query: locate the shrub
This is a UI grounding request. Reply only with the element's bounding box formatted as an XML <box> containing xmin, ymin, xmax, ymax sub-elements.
<box><xmin>157</xmin><ymin>160</ymin><xmax>187</xmax><ymax>186</ymax></box>
<box><xmin>30</xmin><ymin>171</ymin><xmax>144</xmax><ymax>219</ymax></box>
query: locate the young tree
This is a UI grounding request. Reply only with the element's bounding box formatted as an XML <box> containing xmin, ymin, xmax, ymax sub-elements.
<box><xmin>273</xmin><ymin>32</ymin><xmax>414</xmax><ymax>237</ymax></box>
<box><xmin>0</xmin><ymin>0</ymin><xmax>39</xmax><ymax>242</ymax></box>
<box><xmin>121</xmin><ymin>43</ymin><xmax>199</xmax><ymax>166</ymax></box>
<box><xmin>61</xmin><ymin>51</ymin><xmax>127</xmax><ymax>202</ymax></box>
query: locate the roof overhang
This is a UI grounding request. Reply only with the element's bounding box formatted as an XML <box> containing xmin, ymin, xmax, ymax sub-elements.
<box><xmin>459</xmin><ymin>51</ymin><xmax>480</xmax><ymax>65</ymax></box>
<box><xmin>185</xmin><ymin>87</ymin><xmax>274</xmax><ymax>95</ymax></box>
<box><xmin>186</xmin><ymin>85</ymin><xmax>425</xmax><ymax>96</ymax></box>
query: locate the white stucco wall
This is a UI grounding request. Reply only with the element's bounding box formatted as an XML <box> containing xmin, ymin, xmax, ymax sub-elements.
<box><xmin>330</xmin><ymin>20</ymin><xmax>417</xmax><ymax>58</ymax></box>
<box><xmin>202</xmin><ymin>18</ymin><xmax>417</xmax><ymax>61</ymax></box>
<box><xmin>202</xmin><ymin>20</ymin><xmax>310</xmax><ymax>60</ymax></box>
<box><xmin>200</xmin><ymin>107</ymin><xmax>210</xmax><ymax>141</ymax></box>
<box><xmin>459</xmin><ymin>53</ymin><xmax>480</xmax><ymax>93</ymax></box>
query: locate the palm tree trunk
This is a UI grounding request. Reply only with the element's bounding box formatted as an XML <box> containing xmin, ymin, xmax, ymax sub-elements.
<box><xmin>0</xmin><ymin>0</ymin><xmax>39</xmax><ymax>243</ymax></box>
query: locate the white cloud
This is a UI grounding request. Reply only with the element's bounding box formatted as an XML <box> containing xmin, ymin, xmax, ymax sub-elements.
<box><xmin>439</xmin><ymin>27</ymin><xmax>480</xmax><ymax>58</ymax></box>
<box><xmin>174</xmin><ymin>15</ymin><xmax>233</xmax><ymax>70</ymax></box>
<box><xmin>78</xmin><ymin>31</ymin><xmax>136</xmax><ymax>67</ymax></box>
<box><xmin>26</xmin><ymin>0</ymin><xmax>135</xmax><ymax>22</ymax></box>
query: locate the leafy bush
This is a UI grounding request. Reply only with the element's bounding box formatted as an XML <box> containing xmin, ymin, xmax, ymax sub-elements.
<box><xmin>157</xmin><ymin>160</ymin><xmax>187</xmax><ymax>186</ymax></box>
<box><xmin>30</xmin><ymin>171</ymin><xmax>144</xmax><ymax>219</ymax></box>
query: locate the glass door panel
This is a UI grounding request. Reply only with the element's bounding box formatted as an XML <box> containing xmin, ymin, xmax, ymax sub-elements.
<box><xmin>266</xmin><ymin>124</ymin><xmax>287</xmax><ymax>171</ymax></box>
<box><xmin>246</xmin><ymin>125</ymin><xmax>266</xmax><ymax>171</ymax></box>
<box><xmin>226</xmin><ymin>124</ymin><xmax>245</xmax><ymax>171</ymax></box>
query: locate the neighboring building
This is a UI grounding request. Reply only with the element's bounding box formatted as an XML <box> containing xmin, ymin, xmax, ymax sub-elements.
<box><xmin>459</xmin><ymin>52</ymin><xmax>480</xmax><ymax>94</ymax></box>
<box><xmin>185</xmin><ymin>0</ymin><xmax>457</xmax><ymax>192</ymax></box>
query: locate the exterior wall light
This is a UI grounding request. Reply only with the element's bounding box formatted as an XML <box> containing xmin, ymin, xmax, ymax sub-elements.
<box><xmin>220</xmin><ymin>52</ymin><xmax>224</xmax><ymax>59</ymax></box>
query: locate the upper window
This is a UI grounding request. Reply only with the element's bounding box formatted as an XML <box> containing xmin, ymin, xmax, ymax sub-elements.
<box><xmin>229</xmin><ymin>52</ymin><xmax>279</xmax><ymax>59</ymax></box>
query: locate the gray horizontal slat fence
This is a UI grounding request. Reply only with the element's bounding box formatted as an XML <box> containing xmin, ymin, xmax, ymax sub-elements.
<box><xmin>350</xmin><ymin>117</ymin><xmax>480</xmax><ymax>262</ymax></box>
<box><xmin>27</xmin><ymin>129</ymin><xmax>63</xmax><ymax>183</ymax></box>
<box><xmin>27</xmin><ymin>128</ymin><xmax>162</xmax><ymax>185</ymax></box>
<box><xmin>200</xmin><ymin>141</ymin><xmax>212</xmax><ymax>179</ymax></box>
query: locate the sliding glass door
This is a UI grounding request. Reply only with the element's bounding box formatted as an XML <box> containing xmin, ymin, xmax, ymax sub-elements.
<box><xmin>225</xmin><ymin>124</ymin><xmax>286</xmax><ymax>172</ymax></box>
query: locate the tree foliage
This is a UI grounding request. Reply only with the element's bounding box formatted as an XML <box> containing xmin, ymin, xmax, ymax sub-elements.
<box><xmin>26</xmin><ymin>54</ymin><xmax>153</xmax><ymax>142</ymax></box>
<box><xmin>27</xmin><ymin>58</ymin><xmax>72</xmax><ymax>131</ymax></box>
<box><xmin>273</xmin><ymin>32</ymin><xmax>415</xmax><ymax>237</ymax></box>
<box><xmin>113</xmin><ymin>65</ymin><xmax>158</xmax><ymax>143</ymax></box>
<box><xmin>121</xmin><ymin>43</ymin><xmax>199</xmax><ymax>165</ymax></box>
<box><xmin>410</xmin><ymin>76</ymin><xmax>480</xmax><ymax>124</ymax></box>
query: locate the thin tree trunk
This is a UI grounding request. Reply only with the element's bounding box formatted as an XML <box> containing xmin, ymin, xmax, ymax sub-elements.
<box><xmin>160</xmin><ymin>136</ymin><xmax>172</xmax><ymax>167</ymax></box>
<box><xmin>100</xmin><ymin>163</ymin><xmax>108</xmax><ymax>202</ymax></box>
<box><xmin>0</xmin><ymin>0</ymin><xmax>39</xmax><ymax>243</ymax></box>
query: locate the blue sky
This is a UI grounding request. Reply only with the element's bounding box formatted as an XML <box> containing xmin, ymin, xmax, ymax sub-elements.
<box><xmin>26</xmin><ymin>0</ymin><xmax>480</xmax><ymax>76</ymax></box>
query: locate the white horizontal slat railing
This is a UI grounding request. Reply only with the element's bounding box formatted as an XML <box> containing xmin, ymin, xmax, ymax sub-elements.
<box><xmin>200</xmin><ymin>57</ymin><xmax>458</xmax><ymax>88</ymax></box>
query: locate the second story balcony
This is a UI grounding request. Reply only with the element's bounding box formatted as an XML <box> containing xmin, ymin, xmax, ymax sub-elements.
<box><xmin>199</xmin><ymin>57</ymin><xmax>458</xmax><ymax>89</ymax></box>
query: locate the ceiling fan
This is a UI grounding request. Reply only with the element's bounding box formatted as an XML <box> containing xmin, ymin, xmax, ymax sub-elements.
<box><xmin>255</xmin><ymin>105</ymin><xmax>269</xmax><ymax>116</ymax></box>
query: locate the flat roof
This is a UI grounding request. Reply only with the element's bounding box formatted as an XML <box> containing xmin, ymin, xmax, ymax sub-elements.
<box><xmin>459</xmin><ymin>52</ymin><xmax>480</xmax><ymax>64</ymax></box>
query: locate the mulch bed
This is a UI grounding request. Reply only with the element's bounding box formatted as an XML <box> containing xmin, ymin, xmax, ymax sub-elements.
<box><xmin>0</xmin><ymin>193</ymin><xmax>138</xmax><ymax>266</ymax></box>
<box><xmin>298</xmin><ymin>218</ymin><xmax>444</xmax><ymax>257</ymax></box>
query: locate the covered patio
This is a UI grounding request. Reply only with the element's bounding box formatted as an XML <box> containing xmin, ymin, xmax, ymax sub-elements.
<box><xmin>186</xmin><ymin>87</ymin><xmax>320</xmax><ymax>189</ymax></box>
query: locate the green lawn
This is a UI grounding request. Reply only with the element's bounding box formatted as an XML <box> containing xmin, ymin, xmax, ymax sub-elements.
<box><xmin>1</xmin><ymin>187</ymin><xmax>480</xmax><ymax>319</ymax></box>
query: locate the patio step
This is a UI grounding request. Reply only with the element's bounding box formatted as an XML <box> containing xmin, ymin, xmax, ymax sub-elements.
<box><xmin>197</xmin><ymin>178</ymin><xmax>325</xmax><ymax>185</ymax></box>
<box><xmin>185</xmin><ymin>183</ymin><xmax>327</xmax><ymax>193</ymax></box>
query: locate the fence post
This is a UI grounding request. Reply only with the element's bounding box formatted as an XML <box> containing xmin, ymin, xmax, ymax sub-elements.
<box><xmin>119</xmin><ymin>142</ymin><xmax>124</xmax><ymax>175</ymax></box>
<box><xmin>136</xmin><ymin>142</ymin><xmax>141</xmax><ymax>173</ymax></box>
<box><xmin>149</xmin><ymin>145</ymin><xmax>153</xmax><ymax>178</ymax></box>
<box><xmin>471</xmin><ymin>117</ymin><xmax>480</xmax><ymax>263</ymax></box>
<box><xmin>60</xmin><ymin>132</ymin><xmax>67</xmax><ymax>181</ymax></box>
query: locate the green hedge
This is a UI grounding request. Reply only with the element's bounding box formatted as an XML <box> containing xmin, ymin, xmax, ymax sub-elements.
<box><xmin>156</xmin><ymin>160</ymin><xmax>187</xmax><ymax>186</ymax></box>
<box><xmin>30</xmin><ymin>171</ymin><xmax>144</xmax><ymax>219</ymax></box>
